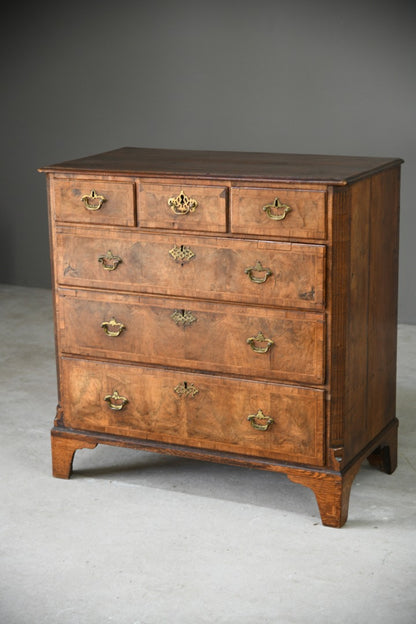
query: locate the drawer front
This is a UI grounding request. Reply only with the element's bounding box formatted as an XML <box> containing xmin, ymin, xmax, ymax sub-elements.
<box><xmin>56</xmin><ymin>229</ymin><xmax>325</xmax><ymax>310</ymax></box>
<box><xmin>52</xmin><ymin>178</ymin><xmax>135</xmax><ymax>226</ymax></box>
<box><xmin>139</xmin><ymin>182</ymin><xmax>227</xmax><ymax>232</ymax></box>
<box><xmin>58</xmin><ymin>291</ymin><xmax>325</xmax><ymax>384</ymax></box>
<box><xmin>231</xmin><ymin>187</ymin><xmax>326</xmax><ymax>239</ymax></box>
<box><xmin>61</xmin><ymin>358</ymin><xmax>325</xmax><ymax>466</ymax></box>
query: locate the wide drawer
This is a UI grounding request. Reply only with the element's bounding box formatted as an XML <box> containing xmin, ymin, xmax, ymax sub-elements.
<box><xmin>52</xmin><ymin>177</ymin><xmax>135</xmax><ymax>226</ymax></box>
<box><xmin>231</xmin><ymin>187</ymin><xmax>326</xmax><ymax>239</ymax></box>
<box><xmin>58</xmin><ymin>290</ymin><xmax>325</xmax><ymax>384</ymax></box>
<box><xmin>138</xmin><ymin>182</ymin><xmax>227</xmax><ymax>232</ymax></box>
<box><xmin>56</xmin><ymin>228</ymin><xmax>325</xmax><ymax>310</ymax></box>
<box><xmin>61</xmin><ymin>357</ymin><xmax>325</xmax><ymax>466</ymax></box>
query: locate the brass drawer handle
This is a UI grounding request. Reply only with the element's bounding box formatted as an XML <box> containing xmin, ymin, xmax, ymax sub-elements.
<box><xmin>263</xmin><ymin>198</ymin><xmax>292</xmax><ymax>221</ymax></box>
<box><xmin>101</xmin><ymin>317</ymin><xmax>126</xmax><ymax>337</ymax></box>
<box><xmin>169</xmin><ymin>244</ymin><xmax>195</xmax><ymax>264</ymax></box>
<box><xmin>174</xmin><ymin>381</ymin><xmax>199</xmax><ymax>397</ymax></box>
<box><xmin>81</xmin><ymin>189</ymin><xmax>105</xmax><ymax>211</ymax></box>
<box><xmin>168</xmin><ymin>190</ymin><xmax>198</xmax><ymax>215</ymax></box>
<box><xmin>245</xmin><ymin>260</ymin><xmax>272</xmax><ymax>284</ymax></box>
<box><xmin>104</xmin><ymin>390</ymin><xmax>128</xmax><ymax>411</ymax></box>
<box><xmin>171</xmin><ymin>309</ymin><xmax>197</xmax><ymax>327</ymax></box>
<box><xmin>247</xmin><ymin>409</ymin><xmax>274</xmax><ymax>431</ymax></box>
<box><xmin>247</xmin><ymin>331</ymin><xmax>274</xmax><ymax>353</ymax></box>
<box><xmin>98</xmin><ymin>250</ymin><xmax>122</xmax><ymax>271</ymax></box>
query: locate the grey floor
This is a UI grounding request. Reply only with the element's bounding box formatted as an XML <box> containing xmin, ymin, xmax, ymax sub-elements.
<box><xmin>1</xmin><ymin>284</ymin><xmax>415</xmax><ymax>624</ymax></box>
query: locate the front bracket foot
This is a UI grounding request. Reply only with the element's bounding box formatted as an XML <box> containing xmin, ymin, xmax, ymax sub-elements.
<box><xmin>51</xmin><ymin>431</ymin><xmax>97</xmax><ymax>479</ymax></box>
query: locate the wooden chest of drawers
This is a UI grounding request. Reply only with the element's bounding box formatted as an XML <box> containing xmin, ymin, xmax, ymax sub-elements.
<box><xmin>40</xmin><ymin>147</ymin><xmax>402</xmax><ymax>527</ymax></box>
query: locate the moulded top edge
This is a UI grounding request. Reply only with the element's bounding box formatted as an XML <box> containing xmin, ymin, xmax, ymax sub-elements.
<box><xmin>38</xmin><ymin>146</ymin><xmax>404</xmax><ymax>186</ymax></box>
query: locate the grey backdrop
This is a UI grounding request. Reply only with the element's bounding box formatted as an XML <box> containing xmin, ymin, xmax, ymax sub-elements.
<box><xmin>1</xmin><ymin>0</ymin><xmax>415</xmax><ymax>322</ymax></box>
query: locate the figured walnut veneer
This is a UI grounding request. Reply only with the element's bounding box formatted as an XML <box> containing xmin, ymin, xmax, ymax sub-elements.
<box><xmin>40</xmin><ymin>147</ymin><xmax>402</xmax><ymax>527</ymax></box>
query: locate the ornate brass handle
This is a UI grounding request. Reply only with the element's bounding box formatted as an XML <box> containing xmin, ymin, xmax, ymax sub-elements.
<box><xmin>247</xmin><ymin>409</ymin><xmax>274</xmax><ymax>431</ymax></box>
<box><xmin>245</xmin><ymin>260</ymin><xmax>272</xmax><ymax>284</ymax></box>
<box><xmin>81</xmin><ymin>189</ymin><xmax>105</xmax><ymax>211</ymax></box>
<box><xmin>104</xmin><ymin>390</ymin><xmax>128</xmax><ymax>411</ymax></box>
<box><xmin>98</xmin><ymin>250</ymin><xmax>122</xmax><ymax>271</ymax></box>
<box><xmin>263</xmin><ymin>198</ymin><xmax>292</xmax><ymax>221</ymax></box>
<box><xmin>247</xmin><ymin>331</ymin><xmax>274</xmax><ymax>353</ymax></box>
<box><xmin>101</xmin><ymin>317</ymin><xmax>126</xmax><ymax>337</ymax></box>
<box><xmin>168</xmin><ymin>190</ymin><xmax>198</xmax><ymax>215</ymax></box>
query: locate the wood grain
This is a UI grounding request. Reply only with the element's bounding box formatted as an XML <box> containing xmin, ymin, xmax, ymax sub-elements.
<box><xmin>51</xmin><ymin>435</ymin><xmax>97</xmax><ymax>479</ymax></box>
<box><xmin>55</xmin><ymin>227</ymin><xmax>326</xmax><ymax>310</ymax></box>
<box><xmin>57</xmin><ymin>289</ymin><xmax>326</xmax><ymax>384</ymax></box>
<box><xmin>60</xmin><ymin>357</ymin><xmax>325</xmax><ymax>465</ymax></box>
<box><xmin>231</xmin><ymin>187</ymin><xmax>327</xmax><ymax>239</ymax></box>
<box><xmin>41</xmin><ymin>148</ymin><xmax>402</xmax><ymax>527</ymax></box>
<box><xmin>40</xmin><ymin>147</ymin><xmax>403</xmax><ymax>186</ymax></box>
<box><xmin>52</xmin><ymin>177</ymin><xmax>135</xmax><ymax>226</ymax></box>
<box><xmin>139</xmin><ymin>182</ymin><xmax>227</xmax><ymax>232</ymax></box>
<box><xmin>366</xmin><ymin>168</ymin><xmax>400</xmax><ymax>442</ymax></box>
<box><xmin>50</xmin><ymin>418</ymin><xmax>398</xmax><ymax>526</ymax></box>
<box><xmin>327</xmin><ymin>168</ymin><xmax>401</xmax><ymax>467</ymax></box>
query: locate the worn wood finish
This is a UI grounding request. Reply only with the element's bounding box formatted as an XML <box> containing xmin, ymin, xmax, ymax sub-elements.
<box><xmin>366</xmin><ymin>169</ymin><xmax>400</xmax><ymax>443</ymax></box>
<box><xmin>342</xmin><ymin>178</ymin><xmax>371</xmax><ymax>463</ymax></box>
<box><xmin>40</xmin><ymin>147</ymin><xmax>402</xmax><ymax>185</ymax></box>
<box><xmin>41</xmin><ymin>147</ymin><xmax>402</xmax><ymax>527</ymax></box>
<box><xmin>57</xmin><ymin>289</ymin><xmax>325</xmax><ymax>384</ymax></box>
<box><xmin>327</xmin><ymin>168</ymin><xmax>401</xmax><ymax>468</ymax></box>
<box><xmin>55</xmin><ymin>227</ymin><xmax>325</xmax><ymax>309</ymax></box>
<box><xmin>51</xmin><ymin>434</ymin><xmax>97</xmax><ymax>479</ymax></box>
<box><xmin>139</xmin><ymin>182</ymin><xmax>228</xmax><ymax>232</ymax></box>
<box><xmin>52</xmin><ymin>177</ymin><xmax>135</xmax><ymax>226</ymax></box>
<box><xmin>231</xmin><ymin>187</ymin><xmax>327</xmax><ymax>239</ymax></box>
<box><xmin>50</xmin><ymin>418</ymin><xmax>398</xmax><ymax>526</ymax></box>
<box><xmin>367</xmin><ymin>422</ymin><xmax>398</xmax><ymax>474</ymax></box>
<box><xmin>60</xmin><ymin>357</ymin><xmax>325</xmax><ymax>465</ymax></box>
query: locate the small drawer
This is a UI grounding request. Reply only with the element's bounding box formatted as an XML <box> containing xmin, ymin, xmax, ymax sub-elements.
<box><xmin>138</xmin><ymin>182</ymin><xmax>227</xmax><ymax>232</ymax></box>
<box><xmin>58</xmin><ymin>290</ymin><xmax>325</xmax><ymax>385</ymax></box>
<box><xmin>56</xmin><ymin>228</ymin><xmax>326</xmax><ymax>310</ymax></box>
<box><xmin>52</xmin><ymin>178</ymin><xmax>135</xmax><ymax>226</ymax></box>
<box><xmin>61</xmin><ymin>358</ymin><xmax>325</xmax><ymax>466</ymax></box>
<box><xmin>231</xmin><ymin>187</ymin><xmax>326</xmax><ymax>240</ymax></box>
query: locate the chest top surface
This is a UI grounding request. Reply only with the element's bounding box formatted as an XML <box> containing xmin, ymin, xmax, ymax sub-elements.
<box><xmin>40</xmin><ymin>146</ymin><xmax>402</xmax><ymax>185</ymax></box>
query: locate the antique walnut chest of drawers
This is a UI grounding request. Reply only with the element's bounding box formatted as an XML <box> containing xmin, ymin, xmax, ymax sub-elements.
<box><xmin>40</xmin><ymin>147</ymin><xmax>402</xmax><ymax>527</ymax></box>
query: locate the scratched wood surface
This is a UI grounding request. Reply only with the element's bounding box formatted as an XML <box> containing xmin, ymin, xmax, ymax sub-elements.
<box><xmin>55</xmin><ymin>227</ymin><xmax>325</xmax><ymax>310</ymax></box>
<box><xmin>57</xmin><ymin>288</ymin><xmax>325</xmax><ymax>384</ymax></box>
<box><xmin>60</xmin><ymin>357</ymin><xmax>325</xmax><ymax>466</ymax></box>
<box><xmin>42</xmin><ymin>148</ymin><xmax>402</xmax><ymax>527</ymax></box>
